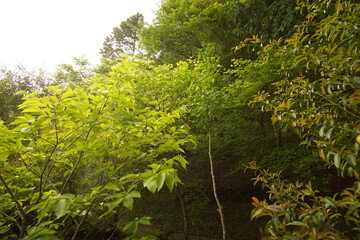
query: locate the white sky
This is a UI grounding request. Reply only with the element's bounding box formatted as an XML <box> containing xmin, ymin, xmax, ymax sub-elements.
<box><xmin>0</xmin><ymin>0</ymin><xmax>161</xmax><ymax>72</ymax></box>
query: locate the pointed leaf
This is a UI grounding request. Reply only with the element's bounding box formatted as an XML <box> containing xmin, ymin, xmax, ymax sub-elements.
<box><xmin>53</xmin><ymin>199</ymin><xmax>67</xmax><ymax>219</ymax></box>
<box><xmin>156</xmin><ymin>173</ymin><xmax>166</xmax><ymax>191</ymax></box>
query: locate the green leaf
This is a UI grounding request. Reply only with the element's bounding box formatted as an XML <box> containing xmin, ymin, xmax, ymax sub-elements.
<box><xmin>145</xmin><ymin>179</ymin><xmax>157</xmax><ymax>193</ymax></box>
<box><xmin>138</xmin><ymin>216</ymin><xmax>151</xmax><ymax>225</ymax></box>
<box><xmin>20</xmin><ymin>126</ymin><xmax>34</xmax><ymax>133</ymax></box>
<box><xmin>325</xmin><ymin>127</ymin><xmax>333</xmax><ymax>139</ymax></box>
<box><xmin>334</xmin><ymin>153</ymin><xmax>341</xmax><ymax>168</ymax></box>
<box><xmin>21</xmin><ymin>139</ymin><xmax>32</xmax><ymax>147</ymax></box>
<box><xmin>319</xmin><ymin>126</ymin><xmax>325</xmax><ymax>137</ymax></box>
<box><xmin>165</xmin><ymin>173</ymin><xmax>176</xmax><ymax>192</ymax></box>
<box><xmin>122</xmin><ymin>197</ymin><xmax>134</xmax><ymax>210</ymax></box>
<box><xmin>51</xmin><ymin>193</ymin><xmax>75</xmax><ymax>199</ymax></box>
<box><xmin>174</xmin><ymin>155</ymin><xmax>188</xmax><ymax>169</ymax></box>
<box><xmin>25</xmin><ymin>227</ymin><xmax>59</xmax><ymax>240</ymax></box>
<box><xmin>53</xmin><ymin>199</ymin><xmax>67</xmax><ymax>219</ymax></box>
<box><xmin>156</xmin><ymin>173</ymin><xmax>166</xmax><ymax>191</ymax></box>
<box><xmin>143</xmin><ymin>175</ymin><xmax>156</xmax><ymax>188</ymax></box>
<box><xmin>287</xmin><ymin>221</ymin><xmax>309</xmax><ymax>228</ymax></box>
<box><xmin>346</xmin><ymin>153</ymin><xmax>357</xmax><ymax>168</ymax></box>
<box><xmin>0</xmin><ymin>225</ymin><xmax>9</xmax><ymax>234</ymax></box>
<box><xmin>123</xmin><ymin>220</ymin><xmax>138</xmax><ymax>235</ymax></box>
<box><xmin>324</xmin><ymin>196</ymin><xmax>337</xmax><ymax>208</ymax></box>
<box><xmin>61</xmin><ymin>91</ymin><xmax>76</xmax><ymax>99</ymax></box>
<box><xmin>0</xmin><ymin>151</ymin><xmax>10</xmax><ymax>161</ymax></box>
<box><xmin>108</xmin><ymin>197</ymin><xmax>123</xmax><ymax>211</ymax></box>
<box><xmin>127</xmin><ymin>190</ymin><xmax>141</xmax><ymax>199</ymax></box>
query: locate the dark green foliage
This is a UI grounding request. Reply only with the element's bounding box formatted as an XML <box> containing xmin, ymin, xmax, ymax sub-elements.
<box><xmin>100</xmin><ymin>13</ymin><xmax>144</xmax><ymax>60</ymax></box>
<box><xmin>0</xmin><ymin>65</ymin><xmax>50</xmax><ymax>123</ymax></box>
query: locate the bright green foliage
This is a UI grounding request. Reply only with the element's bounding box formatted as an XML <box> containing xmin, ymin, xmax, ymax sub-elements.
<box><xmin>53</xmin><ymin>56</ymin><xmax>94</xmax><ymax>86</ymax></box>
<box><xmin>0</xmin><ymin>58</ymin><xmax>192</xmax><ymax>239</ymax></box>
<box><xmin>130</xmin><ymin>60</ymin><xmax>196</xmax><ymax>111</ymax></box>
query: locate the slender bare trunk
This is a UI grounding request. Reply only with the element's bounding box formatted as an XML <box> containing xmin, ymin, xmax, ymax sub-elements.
<box><xmin>208</xmin><ymin>133</ymin><xmax>226</xmax><ymax>240</ymax></box>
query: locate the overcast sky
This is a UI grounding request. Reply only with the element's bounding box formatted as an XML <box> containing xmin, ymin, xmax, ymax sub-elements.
<box><xmin>0</xmin><ymin>0</ymin><xmax>160</xmax><ymax>72</ymax></box>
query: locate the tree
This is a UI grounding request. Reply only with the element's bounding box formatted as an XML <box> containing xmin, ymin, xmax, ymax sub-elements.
<box><xmin>140</xmin><ymin>0</ymin><xmax>231</xmax><ymax>64</ymax></box>
<box><xmin>100</xmin><ymin>13</ymin><xmax>144</xmax><ymax>60</ymax></box>
<box><xmin>140</xmin><ymin>0</ymin><xmax>304</xmax><ymax>66</ymax></box>
<box><xmin>0</xmin><ymin>65</ymin><xmax>51</xmax><ymax>123</ymax></box>
<box><xmin>247</xmin><ymin>0</ymin><xmax>360</xmax><ymax>238</ymax></box>
<box><xmin>0</xmin><ymin>58</ymin><xmax>193</xmax><ymax>239</ymax></box>
<box><xmin>53</xmin><ymin>56</ymin><xmax>94</xmax><ymax>86</ymax></box>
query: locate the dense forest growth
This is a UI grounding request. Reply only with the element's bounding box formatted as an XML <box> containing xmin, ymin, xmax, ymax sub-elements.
<box><xmin>0</xmin><ymin>0</ymin><xmax>359</xmax><ymax>239</ymax></box>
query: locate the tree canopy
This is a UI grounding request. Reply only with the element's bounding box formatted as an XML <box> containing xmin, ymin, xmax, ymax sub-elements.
<box><xmin>1</xmin><ymin>0</ymin><xmax>359</xmax><ymax>239</ymax></box>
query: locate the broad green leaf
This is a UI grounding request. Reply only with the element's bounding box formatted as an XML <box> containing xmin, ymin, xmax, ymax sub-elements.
<box><xmin>53</xmin><ymin>199</ymin><xmax>67</xmax><ymax>218</ymax></box>
<box><xmin>20</xmin><ymin>126</ymin><xmax>34</xmax><ymax>133</ymax></box>
<box><xmin>0</xmin><ymin>151</ymin><xmax>10</xmax><ymax>161</ymax></box>
<box><xmin>156</xmin><ymin>173</ymin><xmax>166</xmax><ymax>191</ymax></box>
<box><xmin>108</xmin><ymin>197</ymin><xmax>123</xmax><ymax>211</ymax></box>
<box><xmin>123</xmin><ymin>220</ymin><xmax>138</xmax><ymax>235</ymax></box>
<box><xmin>145</xmin><ymin>179</ymin><xmax>157</xmax><ymax>193</ymax></box>
<box><xmin>165</xmin><ymin>173</ymin><xmax>176</xmax><ymax>192</ymax></box>
<box><xmin>0</xmin><ymin>225</ymin><xmax>9</xmax><ymax>234</ymax></box>
<box><xmin>25</xmin><ymin>227</ymin><xmax>59</xmax><ymax>240</ymax></box>
<box><xmin>21</xmin><ymin>139</ymin><xmax>32</xmax><ymax>147</ymax></box>
<box><xmin>127</xmin><ymin>190</ymin><xmax>141</xmax><ymax>199</ymax></box>
<box><xmin>346</xmin><ymin>154</ymin><xmax>357</xmax><ymax>168</ymax></box>
<box><xmin>122</xmin><ymin>197</ymin><xmax>134</xmax><ymax>210</ymax></box>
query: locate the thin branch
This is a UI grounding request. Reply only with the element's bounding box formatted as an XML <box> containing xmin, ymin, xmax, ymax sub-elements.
<box><xmin>58</xmin><ymin>128</ymin><xmax>90</xmax><ymax>157</ymax></box>
<box><xmin>60</xmin><ymin>128</ymin><xmax>92</xmax><ymax>194</ymax></box>
<box><xmin>313</xmin><ymin>91</ymin><xmax>360</xmax><ymax>120</ymax></box>
<box><xmin>36</xmin><ymin>143</ymin><xmax>58</xmax><ymax>204</ymax></box>
<box><xmin>19</xmin><ymin>153</ymin><xmax>59</xmax><ymax>192</ymax></box>
<box><xmin>0</xmin><ymin>174</ymin><xmax>26</xmax><ymax>219</ymax></box>
<box><xmin>71</xmin><ymin>198</ymin><xmax>98</xmax><ymax>240</ymax></box>
<box><xmin>208</xmin><ymin>133</ymin><xmax>226</xmax><ymax>240</ymax></box>
<box><xmin>1</xmin><ymin>210</ymin><xmax>21</xmax><ymax>232</ymax></box>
